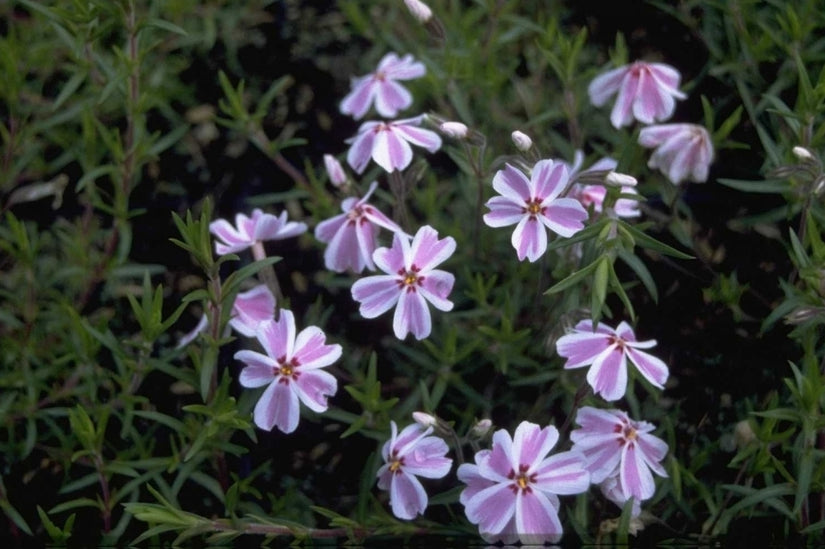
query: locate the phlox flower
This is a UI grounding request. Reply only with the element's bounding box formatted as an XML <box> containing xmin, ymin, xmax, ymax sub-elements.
<box><xmin>234</xmin><ymin>310</ymin><xmax>341</xmax><ymax>433</ymax></box>
<box><xmin>340</xmin><ymin>53</ymin><xmax>426</xmax><ymax>120</ymax></box>
<box><xmin>376</xmin><ymin>421</ymin><xmax>452</xmax><ymax>520</ymax></box>
<box><xmin>457</xmin><ymin>421</ymin><xmax>590</xmax><ymax>545</ymax></box>
<box><xmin>571</xmin><ymin>407</ymin><xmax>668</xmax><ymax>503</ymax></box>
<box><xmin>314</xmin><ymin>182</ymin><xmax>403</xmax><ymax>273</ymax></box>
<box><xmin>483</xmin><ymin>160</ymin><xmax>587</xmax><ymax>262</ymax></box>
<box><xmin>588</xmin><ymin>61</ymin><xmax>686</xmax><ymax>128</ymax></box>
<box><xmin>229</xmin><ymin>284</ymin><xmax>276</xmax><ymax>336</ymax></box>
<box><xmin>346</xmin><ymin>116</ymin><xmax>442</xmax><ymax>174</ymax></box>
<box><xmin>563</xmin><ymin>153</ymin><xmax>640</xmax><ymax>218</ymax></box>
<box><xmin>351</xmin><ymin>225</ymin><xmax>455</xmax><ymax>340</ymax></box>
<box><xmin>556</xmin><ymin>320</ymin><xmax>669</xmax><ymax>402</ymax></box>
<box><xmin>209</xmin><ymin>209</ymin><xmax>307</xmax><ymax>256</ymax></box>
<box><xmin>638</xmin><ymin>123</ymin><xmax>714</xmax><ymax>184</ymax></box>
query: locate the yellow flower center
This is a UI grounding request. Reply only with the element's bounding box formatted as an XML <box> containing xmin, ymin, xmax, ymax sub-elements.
<box><xmin>389</xmin><ymin>459</ymin><xmax>402</xmax><ymax>473</ymax></box>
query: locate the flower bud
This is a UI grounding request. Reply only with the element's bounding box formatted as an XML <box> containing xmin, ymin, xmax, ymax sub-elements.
<box><xmin>470</xmin><ymin>418</ymin><xmax>492</xmax><ymax>438</ymax></box>
<box><xmin>412</xmin><ymin>411</ymin><xmax>437</xmax><ymax>428</ymax></box>
<box><xmin>439</xmin><ymin>121</ymin><xmax>469</xmax><ymax>139</ymax></box>
<box><xmin>734</xmin><ymin>420</ymin><xmax>756</xmax><ymax>448</ymax></box>
<box><xmin>605</xmin><ymin>171</ymin><xmax>638</xmax><ymax>187</ymax></box>
<box><xmin>793</xmin><ymin>146</ymin><xmax>814</xmax><ymax>161</ymax></box>
<box><xmin>323</xmin><ymin>154</ymin><xmax>347</xmax><ymax>188</ymax></box>
<box><xmin>511</xmin><ymin>130</ymin><xmax>533</xmax><ymax>152</ymax></box>
<box><xmin>403</xmin><ymin>0</ymin><xmax>432</xmax><ymax>23</ymax></box>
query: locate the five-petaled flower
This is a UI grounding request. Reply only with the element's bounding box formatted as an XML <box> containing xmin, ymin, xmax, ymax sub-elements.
<box><xmin>234</xmin><ymin>310</ymin><xmax>341</xmax><ymax>433</ymax></box>
<box><xmin>209</xmin><ymin>209</ymin><xmax>307</xmax><ymax>256</ymax></box>
<box><xmin>588</xmin><ymin>61</ymin><xmax>686</xmax><ymax>128</ymax></box>
<box><xmin>315</xmin><ymin>182</ymin><xmax>403</xmax><ymax>273</ymax></box>
<box><xmin>351</xmin><ymin>225</ymin><xmax>455</xmax><ymax>340</ymax></box>
<box><xmin>638</xmin><ymin>123</ymin><xmax>714</xmax><ymax>184</ymax></box>
<box><xmin>376</xmin><ymin>421</ymin><xmax>452</xmax><ymax>520</ymax></box>
<box><xmin>340</xmin><ymin>53</ymin><xmax>426</xmax><ymax>120</ymax></box>
<box><xmin>457</xmin><ymin>421</ymin><xmax>590</xmax><ymax>545</ymax></box>
<box><xmin>556</xmin><ymin>320</ymin><xmax>669</xmax><ymax>402</ymax></box>
<box><xmin>346</xmin><ymin>116</ymin><xmax>442</xmax><ymax>174</ymax></box>
<box><xmin>483</xmin><ymin>160</ymin><xmax>588</xmax><ymax>262</ymax></box>
<box><xmin>570</xmin><ymin>407</ymin><xmax>668</xmax><ymax>503</ymax></box>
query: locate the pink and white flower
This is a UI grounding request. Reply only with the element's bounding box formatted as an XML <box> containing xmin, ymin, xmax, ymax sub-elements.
<box><xmin>588</xmin><ymin>61</ymin><xmax>686</xmax><ymax>128</ymax></box>
<box><xmin>229</xmin><ymin>284</ymin><xmax>276</xmax><ymax>337</ymax></box>
<box><xmin>323</xmin><ymin>154</ymin><xmax>348</xmax><ymax>188</ymax></box>
<box><xmin>556</xmin><ymin>320</ymin><xmax>669</xmax><ymax>401</ymax></box>
<box><xmin>234</xmin><ymin>310</ymin><xmax>341</xmax><ymax>433</ymax></box>
<box><xmin>209</xmin><ymin>209</ymin><xmax>307</xmax><ymax>256</ymax></box>
<box><xmin>340</xmin><ymin>53</ymin><xmax>426</xmax><ymax>120</ymax></box>
<box><xmin>457</xmin><ymin>421</ymin><xmax>590</xmax><ymax>545</ymax></box>
<box><xmin>638</xmin><ymin>123</ymin><xmax>714</xmax><ymax>184</ymax></box>
<box><xmin>314</xmin><ymin>182</ymin><xmax>403</xmax><ymax>273</ymax></box>
<box><xmin>346</xmin><ymin>116</ymin><xmax>442</xmax><ymax>174</ymax></box>
<box><xmin>564</xmin><ymin>153</ymin><xmax>640</xmax><ymax>218</ymax></box>
<box><xmin>483</xmin><ymin>160</ymin><xmax>587</xmax><ymax>262</ymax></box>
<box><xmin>571</xmin><ymin>407</ymin><xmax>668</xmax><ymax>503</ymax></box>
<box><xmin>351</xmin><ymin>225</ymin><xmax>455</xmax><ymax>340</ymax></box>
<box><xmin>376</xmin><ymin>421</ymin><xmax>452</xmax><ymax>520</ymax></box>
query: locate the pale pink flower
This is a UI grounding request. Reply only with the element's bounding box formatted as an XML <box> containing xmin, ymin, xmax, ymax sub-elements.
<box><xmin>588</xmin><ymin>61</ymin><xmax>686</xmax><ymax>128</ymax></box>
<box><xmin>340</xmin><ymin>53</ymin><xmax>426</xmax><ymax>120</ymax></box>
<box><xmin>571</xmin><ymin>407</ymin><xmax>668</xmax><ymax>503</ymax></box>
<box><xmin>483</xmin><ymin>160</ymin><xmax>587</xmax><ymax>263</ymax></box>
<box><xmin>376</xmin><ymin>421</ymin><xmax>452</xmax><ymax>520</ymax></box>
<box><xmin>314</xmin><ymin>181</ymin><xmax>403</xmax><ymax>273</ymax></box>
<box><xmin>403</xmin><ymin>0</ymin><xmax>433</xmax><ymax>23</ymax></box>
<box><xmin>563</xmin><ymin>153</ymin><xmax>640</xmax><ymax>218</ymax></box>
<box><xmin>234</xmin><ymin>310</ymin><xmax>341</xmax><ymax>433</ymax></box>
<box><xmin>323</xmin><ymin>154</ymin><xmax>348</xmax><ymax>188</ymax></box>
<box><xmin>638</xmin><ymin>123</ymin><xmax>714</xmax><ymax>184</ymax></box>
<box><xmin>209</xmin><ymin>209</ymin><xmax>307</xmax><ymax>256</ymax></box>
<box><xmin>600</xmin><ymin>473</ymin><xmax>642</xmax><ymax>517</ymax></box>
<box><xmin>457</xmin><ymin>421</ymin><xmax>590</xmax><ymax>545</ymax></box>
<box><xmin>346</xmin><ymin>116</ymin><xmax>442</xmax><ymax>174</ymax></box>
<box><xmin>229</xmin><ymin>284</ymin><xmax>276</xmax><ymax>337</ymax></box>
<box><xmin>556</xmin><ymin>320</ymin><xmax>669</xmax><ymax>402</ymax></box>
<box><xmin>351</xmin><ymin>225</ymin><xmax>455</xmax><ymax>340</ymax></box>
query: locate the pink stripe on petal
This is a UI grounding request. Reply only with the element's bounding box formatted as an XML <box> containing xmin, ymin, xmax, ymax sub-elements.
<box><xmin>483</xmin><ymin>197</ymin><xmax>525</xmax><ymax>227</ymax></box>
<box><xmin>237</xmin><ymin>354</ymin><xmax>276</xmax><ymax>388</ymax></box>
<box><xmin>374</xmin><ymin>80</ymin><xmax>412</xmax><ymax>118</ymax></box>
<box><xmin>492</xmin><ymin>164</ymin><xmax>532</xmax><ymax>203</ymax></box>
<box><xmin>257</xmin><ymin>313</ymin><xmax>295</xmax><ymax>362</ymax></box>
<box><xmin>621</xmin><ymin>443</ymin><xmax>655</xmax><ymax>500</ymax></box>
<box><xmin>347</xmin><ymin>128</ymin><xmax>377</xmax><ymax>174</ymax></box>
<box><xmin>394</xmin><ymin>289</ymin><xmax>432</xmax><ymax>340</ymax></box>
<box><xmin>542</xmin><ymin>199</ymin><xmax>587</xmax><ymax>237</ymax></box>
<box><xmin>465</xmin><ymin>482</ymin><xmax>517</xmax><ymax>535</ymax></box>
<box><xmin>340</xmin><ymin>78</ymin><xmax>376</xmax><ymax>120</ymax></box>
<box><xmin>403</xmin><ymin>438</ymin><xmax>452</xmax><ymax>478</ymax></box>
<box><xmin>637</xmin><ymin>436</ymin><xmax>669</xmax><ymax>477</ymax></box>
<box><xmin>314</xmin><ymin>214</ymin><xmax>346</xmax><ymax>244</ymax></box>
<box><xmin>514</xmin><ymin>490</ymin><xmax>563</xmax><ymax>545</ymax></box>
<box><xmin>457</xmin><ymin>462</ymin><xmax>496</xmax><ymax>505</ymax></box>
<box><xmin>391</xmin><ymin>123</ymin><xmax>442</xmax><ymax>152</ymax></box>
<box><xmin>533</xmin><ymin>451</ymin><xmax>589</xmax><ymax>495</ymax></box>
<box><xmin>390</xmin><ymin>471</ymin><xmax>428</xmax><ymax>520</ymax></box>
<box><xmin>586</xmin><ymin>346</ymin><xmax>628</xmax><ymax>401</ymax></box>
<box><xmin>588</xmin><ymin>66</ymin><xmax>628</xmax><ymax>106</ymax></box>
<box><xmin>626</xmin><ymin>347</ymin><xmax>669</xmax><ymax>388</ymax></box>
<box><xmin>293</xmin><ymin>369</ymin><xmax>337</xmax><ymax>412</ymax></box>
<box><xmin>293</xmin><ymin>328</ymin><xmax>341</xmax><ymax>369</ymax></box>
<box><xmin>513</xmin><ymin>422</ymin><xmax>558</xmax><ymax>467</ymax></box>
<box><xmin>488</xmin><ymin>429</ymin><xmax>517</xmax><ymax>475</ymax></box>
<box><xmin>419</xmin><ymin>269</ymin><xmax>455</xmax><ymax>311</ymax></box>
<box><xmin>410</xmin><ymin>226</ymin><xmax>456</xmax><ymax>271</ymax></box>
<box><xmin>512</xmin><ymin>216</ymin><xmax>547</xmax><ymax>262</ymax></box>
<box><xmin>532</xmin><ymin>159</ymin><xmax>568</xmax><ymax>202</ymax></box>
<box><xmin>352</xmin><ymin>275</ymin><xmax>401</xmax><ymax>318</ymax></box>
<box><xmin>354</xmin><ymin>220</ymin><xmax>377</xmax><ymax>272</ymax></box>
<box><xmin>373</xmin><ymin>128</ymin><xmax>413</xmax><ymax>172</ymax></box>
<box><xmin>253</xmin><ymin>381</ymin><xmax>299</xmax><ymax>433</ymax></box>
<box><xmin>373</xmin><ymin>235</ymin><xmax>407</xmax><ymax>274</ymax></box>
<box><xmin>324</xmin><ymin>219</ymin><xmax>364</xmax><ymax>272</ymax></box>
<box><xmin>209</xmin><ymin>219</ymin><xmax>245</xmax><ymax>246</ymax></box>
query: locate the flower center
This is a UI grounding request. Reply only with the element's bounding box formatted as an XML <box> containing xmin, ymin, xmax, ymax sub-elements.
<box><xmin>523</xmin><ymin>198</ymin><xmax>544</xmax><ymax>218</ymax></box>
<box><xmin>389</xmin><ymin>458</ymin><xmax>403</xmax><ymax>473</ymax></box>
<box><xmin>614</xmin><ymin>420</ymin><xmax>638</xmax><ymax>446</ymax></box>
<box><xmin>273</xmin><ymin>356</ymin><xmax>301</xmax><ymax>384</ymax></box>
<box><xmin>396</xmin><ymin>265</ymin><xmax>424</xmax><ymax>293</ymax></box>
<box><xmin>507</xmin><ymin>464</ymin><xmax>535</xmax><ymax>494</ymax></box>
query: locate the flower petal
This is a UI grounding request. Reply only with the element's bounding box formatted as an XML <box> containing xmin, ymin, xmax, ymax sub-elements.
<box><xmin>352</xmin><ymin>275</ymin><xmax>401</xmax><ymax>318</ymax></box>
<box><xmin>542</xmin><ymin>198</ymin><xmax>587</xmax><ymax>237</ymax></box>
<box><xmin>373</xmin><ymin>126</ymin><xmax>413</xmax><ymax>172</ymax></box>
<box><xmin>389</xmin><ymin>470</ymin><xmax>428</xmax><ymax>520</ymax></box>
<box><xmin>483</xmin><ymin>196</ymin><xmax>525</xmax><ymax>228</ymax></box>
<box><xmin>394</xmin><ymin>288</ymin><xmax>432</xmax><ymax>340</ymax></box>
<box><xmin>514</xmin><ymin>490</ymin><xmax>564</xmax><ymax>545</ymax></box>
<box><xmin>626</xmin><ymin>347</ymin><xmax>669</xmax><ymax>389</ymax></box>
<box><xmin>511</xmin><ymin>216</ymin><xmax>547</xmax><ymax>262</ymax></box>
<box><xmin>464</xmin><ymin>482</ymin><xmax>517</xmax><ymax>537</ymax></box>
<box><xmin>512</xmin><ymin>422</ymin><xmax>558</xmax><ymax>468</ymax></box>
<box><xmin>409</xmin><ymin>225</ymin><xmax>456</xmax><ymax>272</ymax></box>
<box><xmin>293</xmin><ymin>369</ymin><xmax>337</xmax><ymax>412</ymax></box>
<box><xmin>236</xmin><ymin>351</ymin><xmax>276</xmax><ymax>388</ymax></box>
<box><xmin>492</xmin><ymin>164</ymin><xmax>531</xmax><ymax>203</ymax></box>
<box><xmin>256</xmin><ymin>312</ymin><xmax>296</xmax><ymax>362</ymax></box>
<box><xmin>418</xmin><ymin>269</ymin><xmax>455</xmax><ymax>312</ymax></box>
<box><xmin>293</xmin><ymin>327</ymin><xmax>341</xmax><ymax>370</ymax></box>
<box><xmin>253</xmin><ymin>381</ymin><xmax>299</xmax><ymax>433</ymax></box>
<box><xmin>586</xmin><ymin>346</ymin><xmax>628</xmax><ymax>401</ymax></box>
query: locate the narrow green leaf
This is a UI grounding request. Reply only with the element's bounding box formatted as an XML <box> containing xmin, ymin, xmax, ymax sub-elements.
<box><xmin>544</xmin><ymin>257</ymin><xmax>601</xmax><ymax>295</ymax></box>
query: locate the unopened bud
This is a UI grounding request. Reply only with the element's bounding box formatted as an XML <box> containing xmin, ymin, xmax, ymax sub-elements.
<box><xmin>412</xmin><ymin>411</ymin><xmax>437</xmax><ymax>428</ymax></box>
<box><xmin>511</xmin><ymin>130</ymin><xmax>533</xmax><ymax>152</ymax></box>
<box><xmin>470</xmin><ymin>418</ymin><xmax>493</xmax><ymax>438</ymax></box>
<box><xmin>323</xmin><ymin>154</ymin><xmax>347</xmax><ymax>188</ymax></box>
<box><xmin>734</xmin><ymin>420</ymin><xmax>756</xmax><ymax>448</ymax></box>
<box><xmin>605</xmin><ymin>171</ymin><xmax>638</xmax><ymax>187</ymax></box>
<box><xmin>793</xmin><ymin>146</ymin><xmax>814</xmax><ymax>161</ymax></box>
<box><xmin>439</xmin><ymin>121</ymin><xmax>468</xmax><ymax>139</ymax></box>
<box><xmin>403</xmin><ymin>0</ymin><xmax>432</xmax><ymax>23</ymax></box>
